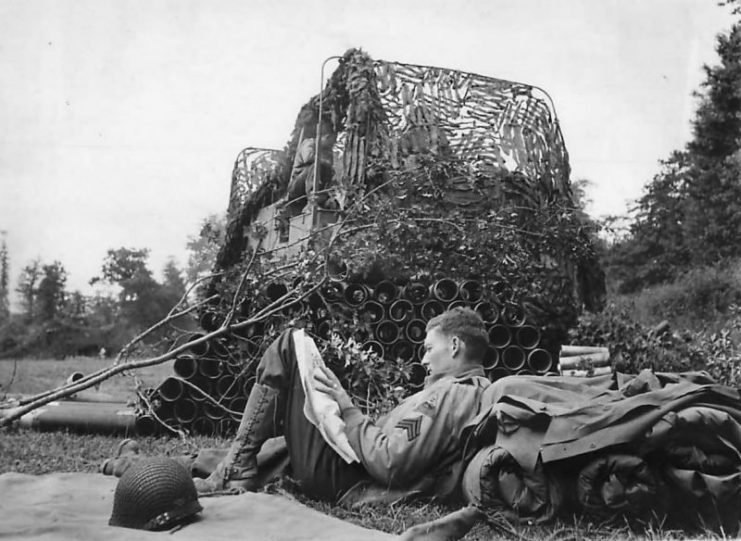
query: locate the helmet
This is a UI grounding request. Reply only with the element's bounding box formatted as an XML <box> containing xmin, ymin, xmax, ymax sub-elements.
<box><xmin>109</xmin><ymin>457</ymin><xmax>203</xmax><ymax>530</ymax></box>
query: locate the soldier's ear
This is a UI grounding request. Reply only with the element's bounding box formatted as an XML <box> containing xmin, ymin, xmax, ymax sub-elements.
<box><xmin>450</xmin><ymin>336</ymin><xmax>460</xmax><ymax>357</ymax></box>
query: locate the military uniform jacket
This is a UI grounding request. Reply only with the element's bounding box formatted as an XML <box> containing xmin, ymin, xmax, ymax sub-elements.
<box><xmin>340</xmin><ymin>365</ymin><xmax>489</xmax><ymax>499</ymax></box>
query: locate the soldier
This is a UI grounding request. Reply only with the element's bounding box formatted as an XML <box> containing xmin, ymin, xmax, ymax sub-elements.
<box><xmin>103</xmin><ymin>307</ymin><xmax>491</xmax><ymax>504</ymax></box>
<box><xmin>283</xmin><ymin>117</ymin><xmax>336</xmax><ymax>216</ymax></box>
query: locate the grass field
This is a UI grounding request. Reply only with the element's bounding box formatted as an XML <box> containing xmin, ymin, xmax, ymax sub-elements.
<box><xmin>0</xmin><ymin>357</ymin><xmax>718</xmax><ymax>540</ymax></box>
<box><xmin>0</xmin><ymin>356</ymin><xmax>174</xmax><ymax>400</ymax></box>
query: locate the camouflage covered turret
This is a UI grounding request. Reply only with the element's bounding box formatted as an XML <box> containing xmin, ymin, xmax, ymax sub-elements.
<box><xmin>141</xmin><ymin>49</ymin><xmax>605</xmax><ymax>436</ymax></box>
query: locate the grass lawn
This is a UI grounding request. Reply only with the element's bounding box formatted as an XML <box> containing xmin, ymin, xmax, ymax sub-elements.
<box><xmin>0</xmin><ymin>357</ymin><xmax>716</xmax><ymax>540</ymax></box>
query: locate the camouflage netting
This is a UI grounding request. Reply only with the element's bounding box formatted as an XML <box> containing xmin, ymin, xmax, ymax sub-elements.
<box><xmin>141</xmin><ymin>49</ymin><xmax>605</xmax><ymax>436</ymax></box>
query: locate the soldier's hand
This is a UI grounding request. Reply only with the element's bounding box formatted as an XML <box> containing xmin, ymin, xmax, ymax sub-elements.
<box><xmin>313</xmin><ymin>365</ymin><xmax>354</xmax><ymax>411</ymax></box>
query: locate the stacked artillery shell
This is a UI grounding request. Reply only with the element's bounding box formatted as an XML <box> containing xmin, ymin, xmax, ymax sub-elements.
<box><xmin>558</xmin><ymin>345</ymin><xmax>611</xmax><ymax>377</ymax></box>
<box><xmin>309</xmin><ymin>276</ymin><xmax>560</xmax><ymax>387</ymax></box>
<box><xmin>148</xmin><ymin>276</ymin><xmax>561</xmax><ymax>436</ymax></box>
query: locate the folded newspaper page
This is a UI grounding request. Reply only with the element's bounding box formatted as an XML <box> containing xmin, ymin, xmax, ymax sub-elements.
<box><xmin>292</xmin><ymin>329</ymin><xmax>360</xmax><ymax>463</ymax></box>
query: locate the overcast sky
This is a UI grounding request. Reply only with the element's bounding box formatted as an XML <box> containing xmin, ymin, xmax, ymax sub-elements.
<box><xmin>0</xmin><ymin>0</ymin><xmax>736</xmax><ymax>305</ymax></box>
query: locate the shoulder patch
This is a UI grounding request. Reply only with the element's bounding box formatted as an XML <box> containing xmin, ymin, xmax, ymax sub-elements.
<box><xmin>395</xmin><ymin>417</ymin><xmax>423</xmax><ymax>441</ymax></box>
<box><xmin>414</xmin><ymin>392</ymin><xmax>439</xmax><ymax>417</ymax></box>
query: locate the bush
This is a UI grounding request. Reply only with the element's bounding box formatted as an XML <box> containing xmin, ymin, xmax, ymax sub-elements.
<box><xmin>642</xmin><ymin>262</ymin><xmax>741</xmax><ymax>326</ymax></box>
<box><xmin>568</xmin><ymin>303</ymin><xmax>741</xmax><ymax>386</ymax></box>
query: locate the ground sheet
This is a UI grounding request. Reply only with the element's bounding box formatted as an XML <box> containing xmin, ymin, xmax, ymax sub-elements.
<box><xmin>0</xmin><ymin>471</ymin><xmax>395</xmax><ymax>540</ymax></box>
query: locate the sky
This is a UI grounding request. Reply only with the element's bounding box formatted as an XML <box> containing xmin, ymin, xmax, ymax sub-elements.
<box><xmin>0</xmin><ymin>0</ymin><xmax>737</xmax><ymax>306</ymax></box>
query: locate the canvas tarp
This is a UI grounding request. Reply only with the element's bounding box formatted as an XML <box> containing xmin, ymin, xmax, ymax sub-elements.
<box><xmin>0</xmin><ymin>471</ymin><xmax>396</xmax><ymax>541</ymax></box>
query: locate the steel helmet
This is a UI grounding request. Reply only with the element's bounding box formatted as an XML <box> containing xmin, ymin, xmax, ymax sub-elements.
<box><xmin>109</xmin><ymin>457</ymin><xmax>203</xmax><ymax>530</ymax></box>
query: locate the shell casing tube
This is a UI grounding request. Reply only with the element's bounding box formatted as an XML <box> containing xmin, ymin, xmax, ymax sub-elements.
<box><xmin>173</xmin><ymin>398</ymin><xmax>198</xmax><ymax>425</ymax></box>
<box><xmin>358</xmin><ymin>300</ymin><xmax>386</xmax><ymax>324</ymax></box>
<box><xmin>265</xmin><ymin>315</ymin><xmax>287</xmax><ymax>335</ymax></box>
<box><xmin>502</xmin><ymin>303</ymin><xmax>527</xmax><ymax>327</ymax></box>
<box><xmin>65</xmin><ymin>371</ymin><xmax>84</xmax><ymax>385</ymax></box>
<box><xmin>204</xmin><ymin>400</ymin><xmax>226</xmax><ymax>421</ymax></box>
<box><xmin>502</xmin><ymin>346</ymin><xmax>527</xmax><ymax>371</ymax></box>
<box><xmin>198</xmin><ymin>359</ymin><xmax>224</xmax><ymax>380</ymax></box>
<box><xmin>231</xmin><ymin>321</ymin><xmax>264</xmax><ymax>341</ymax></box>
<box><xmin>193</xmin><ymin>417</ymin><xmax>216</xmax><ymax>436</ymax></box>
<box><xmin>483</xmin><ymin>347</ymin><xmax>500</xmax><ymax>370</ymax></box>
<box><xmin>516</xmin><ymin>326</ymin><xmax>541</xmax><ymax>350</ymax></box>
<box><xmin>210</xmin><ymin>339</ymin><xmax>231</xmax><ymax>359</ymax></box>
<box><xmin>320</xmin><ymin>281</ymin><xmax>345</xmax><ymax>303</ymax></box>
<box><xmin>491</xmin><ymin>281</ymin><xmax>514</xmax><ymax>303</ymax></box>
<box><xmin>420</xmin><ymin>300</ymin><xmax>445</xmax><ymax>321</ymax></box>
<box><xmin>431</xmin><ymin>278</ymin><xmax>459</xmax><ymax>303</ymax></box>
<box><xmin>242</xmin><ymin>338</ymin><xmax>262</xmax><ymax>360</ymax></box>
<box><xmin>460</xmin><ymin>280</ymin><xmax>483</xmax><ymax>303</ymax></box>
<box><xmin>351</xmin><ymin>328</ymin><xmax>370</xmax><ymax>344</ymax></box>
<box><xmin>486</xmin><ymin>367</ymin><xmax>511</xmax><ymax>382</ymax></box>
<box><xmin>157</xmin><ymin>403</ymin><xmax>176</xmax><ymax>428</ymax></box>
<box><xmin>344</xmin><ymin>284</ymin><xmax>370</xmax><ymax>307</ymax></box>
<box><xmin>216</xmin><ymin>375</ymin><xmax>239</xmax><ymax>400</ymax></box>
<box><xmin>361</xmin><ymin>340</ymin><xmax>385</xmax><ymax>359</ymax></box>
<box><xmin>135</xmin><ymin>414</ymin><xmax>158</xmax><ymax>437</ymax></box>
<box><xmin>229</xmin><ymin>397</ymin><xmax>247</xmax><ymax>421</ymax></box>
<box><xmin>474</xmin><ymin>302</ymin><xmax>499</xmax><ymax>324</ymax></box>
<box><xmin>184</xmin><ymin>333</ymin><xmax>210</xmax><ymax>357</ymax></box>
<box><xmin>447</xmin><ymin>300</ymin><xmax>469</xmax><ymax>311</ymax></box>
<box><xmin>238</xmin><ymin>297</ymin><xmax>253</xmax><ymax>317</ymax></box>
<box><xmin>405</xmin><ymin>319</ymin><xmax>427</xmax><ymax>344</ymax></box>
<box><xmin>373</xmin><ymin>280</ymin><xmax>399</xmax><ymax>304</ymax></box>
<box><xmin>188</xmin><ymin>381</ymin><xmax>213</xmax><ymax>403</ymax></box>
<box><xmin>417</xmin><ymin>344</ymin><xmax>426</xmax><ymax>363</ymax></box>
<box><xmin>173</xmin><ymin>355</ymin><xmax>199</xmax><ymax>380</ymax></box>
<box><xmin>374</xmin><ymin>320</ymin><xmax>401</xmax><ymax>345</ymax></box>
<box><xmin>515</xmin><ymin>369</ymin><xmax>535</xmax><ymax>376</ymax></box>
<box><xmin>315</xmin><ymin>319</ymin><xmax>332</xmax><ymax>340</ymax></box>
<box><xmin>408</xmin><ymin>362</ymin><xmax>428</xmax><ymax>389</ymax></box>
<box><xmin>282</xmin><ymin>296</ymin><xmax>304</xmax><ymax>317</ymax></box>
<box><xmin>389</xmin><ymin>299</ymin><xmax>415</xmax><ymax>323</ymax></box>
<box><xmin>391</xmin><ymin>341</ymin><xmax>415</xmax><ymax>362</ymax></box>
<box><xmin>488</xmin><ymin>325</ymin><xmax>512</xmax><ymax>348</ymax></box>
<box><xmin>158</xmin><ymin>377</ymin><xmax>185</xmax><ymax>403</ymax></box>
<box><xmin>527</xmin><ymin>349</ymin><xmax>553</xmax><ymax>374</ymax></box>
<box><xmin>265</xmin><ymin>281</ymin><xmax>289</xmax><ymax>302</ymax></box>
<box><xmin>327</xmin><ymin>258</ymin><xmax>349</xmax><ymax>281</ymax></box>
<box><xmin>404</xmin><ymin>282</ymin><xmax>431</xmax><ymax>305</ymax></box>
<box><xmin>198</xmin><ymin>310</ymin><xmax>222</xmax><ymax>333</ymax></box>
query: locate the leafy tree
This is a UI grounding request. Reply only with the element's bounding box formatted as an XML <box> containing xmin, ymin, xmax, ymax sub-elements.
<box><xmin>92</xmin><ymin>248</ymin><xmax>187</xmax><ymax>340</ymax></box>
<box><xmin>185</xmin><ymin>213</ymin><xmax>226</xmax><ymax>285</ymax></box>
<box><xmin>16</xmin><ymin>259</ymin><xmax>41</xmax><ymax>321</ymax></box>
<box><xmin>36</xmin><ymin>261</ymin><xmax>67</xmax><ymax>321</ymax></box>
<box><xmin>162</xmin><ymin>258</ymin><xmax>186</xmax><ymax>298</ymax></box>
<box><xmin>0</xmin><ymin>233</ymin><xmax>9</xmax><ymax>321</ymax></box>
<box><xmin>92</xmin><ymin>248</ymin><xmax>152</xmax><ymax>301</ymax></box>
<box><xmin>606</xmin><ymin>19</ymin><xmax>741</xmax><ymax>291</ymax></box>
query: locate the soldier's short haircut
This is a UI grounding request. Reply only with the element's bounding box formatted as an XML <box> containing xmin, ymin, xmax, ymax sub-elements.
<box><xmin>426</xmin><ymin>307</ymin><xmax>489</xmax><ymax>362</ymax></box>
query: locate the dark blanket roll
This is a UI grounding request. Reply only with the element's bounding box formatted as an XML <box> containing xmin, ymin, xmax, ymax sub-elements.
<box><xmin>461</xmin><ymin>444</ymin><xmax>563</xmax><ymax>523</ymax></box>
<box><xmin>576</xmin><ymin>453</ymin><xmax>661</xmax><ymax>519</ymax></box>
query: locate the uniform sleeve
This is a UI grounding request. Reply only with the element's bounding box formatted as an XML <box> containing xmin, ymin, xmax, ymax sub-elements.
<box><xmin>340</xmin><ymin>382</ymin><xmax>482</xmax><ymax>488</ymax></box>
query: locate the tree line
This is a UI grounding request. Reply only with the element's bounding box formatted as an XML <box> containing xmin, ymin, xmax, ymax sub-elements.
<box><xmin>0</xmin><ymin>214</ymin><xmax>224</xmax><ymax>359</ymax></box>
<box><xmin>603</xmin><ymin>14</ymin><xmax>741</xmax><ymax>294</ymax></box>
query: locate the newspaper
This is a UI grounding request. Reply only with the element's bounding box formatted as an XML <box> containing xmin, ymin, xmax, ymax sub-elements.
<box><xmin>292</xmin><ymin>329</ymin><xmax>360</xmax><ymax>464</ymax></box>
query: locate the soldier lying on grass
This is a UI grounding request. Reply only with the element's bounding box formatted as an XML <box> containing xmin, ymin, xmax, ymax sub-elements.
<box><xmin>101</xmin><ymin>307</ymin><xmax>491</xmax><ymax>504</ymax></box>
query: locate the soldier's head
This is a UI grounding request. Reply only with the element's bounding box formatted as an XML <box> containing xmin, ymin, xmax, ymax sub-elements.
<box><xmin>423</xmin><ymin>307</ymin><xmax>489</xmax><ymax>376</ymax></box>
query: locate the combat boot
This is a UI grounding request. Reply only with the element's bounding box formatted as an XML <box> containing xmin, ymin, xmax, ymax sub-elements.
<box><xmin>194</xmin><ymin>383</ymin><xmax>281</xmax><ymax>493</ymax></box>
<box><xmin>100</xmin><ymin>439</ymin><xmax>142</xmax><ymax>477</ymax></box>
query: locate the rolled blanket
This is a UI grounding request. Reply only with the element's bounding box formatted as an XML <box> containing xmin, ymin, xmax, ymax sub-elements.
<box><xmin>645</xmin><ymin>406</ymin><xmax>741</xmax><ymax>534</ymax></box>
<box><xmin>461</xmin><ymin>444</ymin><xmax>563</xmax><ymax>523</ymax></box>
<box><xmin>576</xmin><ymin>453</ymin><xmax>661</xmax><ymax>520</ymax></box>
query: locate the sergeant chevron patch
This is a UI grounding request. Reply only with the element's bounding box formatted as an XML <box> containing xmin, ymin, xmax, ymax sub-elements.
<box><xmin>396</xmin><ymin>417</ymin><xmax>422</xmax><ymax>441</ymax></box>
